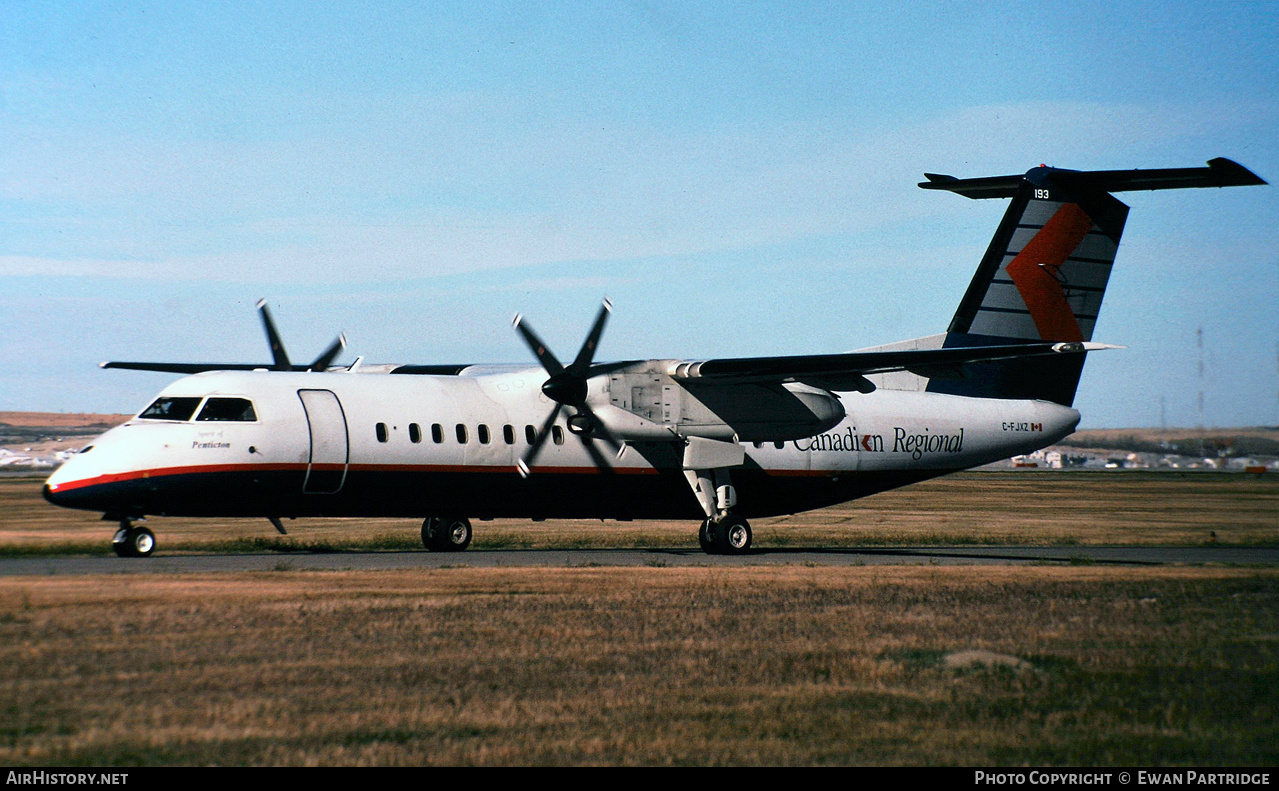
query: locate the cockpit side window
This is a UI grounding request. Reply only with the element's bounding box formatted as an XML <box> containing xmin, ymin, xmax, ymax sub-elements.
<box><xmin>196</xmin><ymin>398</ymin><xmax>258</xmax><ymax>422</ymax></box>
<box><xmin>138</xmin><ymin>397</ymin><xmax>203</xmax><ymax>421</ymax></box>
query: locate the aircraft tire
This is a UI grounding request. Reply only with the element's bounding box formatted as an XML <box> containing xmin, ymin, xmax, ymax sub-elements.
<box><xmin>712</xmin><ymin>516</ymin><xmax>752</xmax><ymax>555</ymax></box>
<box><xmin>113</xmin><ymin>526</ymin><xmax>155</xmax><ymax>558</ymax></box>
<box><xmin>698</xmin><ymin>518</ymin><xmax>716</xmax><ymax>553</ymax></box>
<box><xmin>112</xmin><ymin>528</ymin><xmax>132</xmax><ymax>557</ymax></box>
<box><xmin>423</xmin><ymin>517</ymin><xmax>472</xmax><ymax>552</ymax></box>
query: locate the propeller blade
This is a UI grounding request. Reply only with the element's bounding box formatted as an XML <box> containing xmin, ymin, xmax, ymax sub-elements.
<box><xmin>517</xmin><ymin>404</ymin><xmax>562</xmax><ymax>477</ymax></box>
<box><xmin>309</xmin><ymin>333</ymin><xmax>347</xmax><ymax>372</ymax></box>
<box><xmin>512</xmin><ymin>314</ymin><xmax>565</xmax><ymax>377</ymax></box>
<box><xmin>256</xmin><ymin>299</ymin><xmax>292</xmax><ymax>371</ymax></box>
<box><xmin>578</xmin><ymin>434</ymin><xmax>615</xmax><ymax>475</ymax></box>
<box><xmin>569</xmin><ymin>298</ymin><xmax>612</xmax><ymax>376</ymax></box>
<box><xmin>573</xmin><ymin>402</ymin><xmax>623</xmax><ymax>455</ymax></box>
<box><xmin>513</xmin><ymin>299</ymin><xmax>621</xmax><ymax>477</ymax></box>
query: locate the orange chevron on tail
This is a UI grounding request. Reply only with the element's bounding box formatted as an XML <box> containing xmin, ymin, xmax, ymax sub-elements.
<box><xmin>1005</xmin><ymin>202</ymin><xmax>1093</xmax><ymax>342</ymax></box>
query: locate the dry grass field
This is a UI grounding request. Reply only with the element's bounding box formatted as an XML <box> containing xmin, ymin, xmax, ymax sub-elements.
<box><xmin>2</xmin><ymin>470</ymin><xmax>1276</xmax><ymax>555</ymax></box>
<box><xmin>1</xmin><ymin>565</ymin><xmax>1275</xmax><ymax>766</ymax></box>
<box><xmin>0</xmin><ymin>412</ymin><xmax>130</xmax><ymax>429</ymax></box>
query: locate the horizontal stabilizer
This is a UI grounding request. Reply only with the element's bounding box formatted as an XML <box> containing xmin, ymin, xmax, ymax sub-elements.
<box><xmin>920</xmin><ymin>158</ymin><xmax>1266</xmax><ymax>199</ymax></box>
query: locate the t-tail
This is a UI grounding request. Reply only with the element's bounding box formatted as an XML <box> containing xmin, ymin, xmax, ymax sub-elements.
<box><xmin>915</xmin><ymin>158</ymin><xmax>1265</xmax><ymax>406</ymax></box>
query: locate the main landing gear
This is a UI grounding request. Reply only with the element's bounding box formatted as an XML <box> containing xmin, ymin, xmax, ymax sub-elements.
<box><xmin>112</xmin><ymin>519</ymin><xmax>155</xmax><ymax>558</ymax></box>
<box><xmin>687</xmin><ymin>466</ymin><xmax>752</xmax><ymax>555</ymax></box>
<box><xmin>699</xmin><ymin>514</ymin><xmax>753</xmax><ymax>555</ymax></box>
<box><xmin>421</xmin><ymin>517</ymin><xmax>473</xmax><ymax>552</ymax></box>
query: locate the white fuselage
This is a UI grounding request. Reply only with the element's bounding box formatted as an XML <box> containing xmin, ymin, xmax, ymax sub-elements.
<box><xmin>44</xmin><ymin>367</ymin><xmax>1079</xmax><ymax>522</ymax></box>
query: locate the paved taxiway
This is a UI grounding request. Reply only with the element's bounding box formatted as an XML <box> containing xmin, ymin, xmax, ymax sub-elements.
<box><xmin>2</xmin><ymin>545</ymin><xmax>1277</xmax><ymax>576</ymax></box>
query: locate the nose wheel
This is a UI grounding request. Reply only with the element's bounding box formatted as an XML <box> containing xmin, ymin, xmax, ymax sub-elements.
<box><xmin>112</xmin><ymin>521</ymin><xmax>155</xmax><ymax>558</ymax></box>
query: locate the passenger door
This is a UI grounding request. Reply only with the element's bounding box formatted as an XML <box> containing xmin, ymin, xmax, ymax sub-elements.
<box><xmin>298</xmin><ymin>389</ymin><xmax>349</xmax><ymax>494</ymax></box>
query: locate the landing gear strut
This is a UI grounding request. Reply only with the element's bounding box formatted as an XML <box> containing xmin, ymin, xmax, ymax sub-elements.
<box><xmin>421</xmin><ymin>517</ymin><xmax>473</xmax><ymax>552</ymax></box>
<box><xmin>112</xmin><ymin>519</ymin><xmax>155</xmax><ymax>558</ymax></box>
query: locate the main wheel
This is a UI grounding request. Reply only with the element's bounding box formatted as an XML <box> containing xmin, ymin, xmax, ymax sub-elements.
<box><xmin>422</xmin><ymin>517</ymin><xmax>472</xmax><ymax>552</ymax></box>
<box><xmin>698</xmin><ymin>518</ymin><xmax>715</xmax><ymax>552</ymax></box>
<box><xmin>712</xmin><ymin>516</ymin><xmax>752</xmax><ymax>555</ymax></box>
<box><xmin>112</xmin><ymin>527</ymin><xmax>132</xmax><ymax>557</ymax></box>
<box><xmin>112</xmin><ymin>526</ymin><xmax>155</xmax><ymax>558</ymax></box>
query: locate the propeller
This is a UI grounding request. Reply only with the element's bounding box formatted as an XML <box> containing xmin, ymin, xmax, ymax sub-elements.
<box><xmin>513</xmin><ymin>298</ymin><xmax>624</xmax><ymax>477</ymax></box>
<box><xmin>256</xmin><ymin>299</ymin><xmax>347</xmax><ymax>372</ymax></box>
<box><xmin>101</xmin><ymin>300</ymin><xmax>348</xmax><ymax>374</ymax></box>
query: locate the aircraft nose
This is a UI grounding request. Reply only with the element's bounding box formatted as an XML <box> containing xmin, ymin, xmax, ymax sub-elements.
<box><xmin>43</xmin><ymin>480</ymin><xmax>75</xmax><ymax>507</ymax></box>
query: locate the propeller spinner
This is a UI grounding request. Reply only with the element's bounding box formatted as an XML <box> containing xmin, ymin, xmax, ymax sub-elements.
<box><xmin>512</xmin><ymin>299</ymin><xmax>624</xmax><ymax>477</ymax></box>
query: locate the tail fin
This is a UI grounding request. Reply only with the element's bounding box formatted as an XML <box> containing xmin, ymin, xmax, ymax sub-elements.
<box><xmin>919</xmin><ymin>158</ymin><xmax>1265</xmax><ymax>406</ymax></box>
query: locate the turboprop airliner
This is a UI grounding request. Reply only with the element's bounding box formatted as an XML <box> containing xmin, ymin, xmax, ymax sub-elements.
<box><xmin>43</xmin><ymin>158</ymin><xmax>1266</xmax><ymax>557</ymax></box>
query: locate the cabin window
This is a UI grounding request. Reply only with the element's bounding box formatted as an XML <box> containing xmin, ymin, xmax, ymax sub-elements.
<box><xmin>552</xmin><ymin>425</ymin><xmax>565</xmax><ymax>445</ymax></box>
<box><xmin>138</xmin><ymin>397</ymin><xmax>203</xmax><ymax>422</ymax></box>
<box><xmin>774</xmin><ymin>441</ymin><xmax>785</xmax><ymax>450</ymax></box>
<box><xmin>753</xmin><ymin>441</ymin><xmax>762</xmax><ymax>449</ymax></box>
<box><xmin>503</xmin><ymin>425</ymin><xmax>515</xmax><ymax>445</ymax></box>
<box><xmin>196</xmin><ymin>397</ymin><xmax>257</xmax><ymax>422</ymax></box>
<box><xmin>376</xmin><ymin>423</ymin><xmax>388</xmax><ymax>443</ymax></box>
<box><xmin>455</xmin><ymin>424</ymin><xmax>468</xmax><ymax>444</ymax></box>
<box><xmin>409</xmin><ymin>423</ymin><xmax>421</xmax><ymax>443</ymax></box>
<box><xmin>431</xmin><ymin>423</ymin><xmax>443</xmax><ymax>443</ymax></box>
<box><xmin>525</xmin><ymin>425</ymin><xmax>536</xmax><ymax>444</ymax></box>
<box><xmin>477</xmin><ymin>424</ymin><xmax>491</xmax><ymax>444</ymax></box>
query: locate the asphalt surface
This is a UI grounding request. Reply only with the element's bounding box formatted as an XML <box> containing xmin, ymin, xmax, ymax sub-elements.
<box><xmin>2</xmin><ymin>545</ymin><xmax>1277</xmax><ymax>576</ymax></box>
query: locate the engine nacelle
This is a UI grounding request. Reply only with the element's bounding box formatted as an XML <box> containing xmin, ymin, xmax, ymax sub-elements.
<box><xmin>603</xmin><ymin>368</ymin><xmax>844</xmax><ymax>442</ymax></box>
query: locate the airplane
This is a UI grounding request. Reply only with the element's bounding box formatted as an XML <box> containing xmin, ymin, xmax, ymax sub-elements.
<box><xmin>42</xmin><ymin>158</ymin><xmax>1266</xmax><ymax>557</ymax></box>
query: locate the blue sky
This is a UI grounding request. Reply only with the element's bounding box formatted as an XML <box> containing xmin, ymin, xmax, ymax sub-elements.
<box><xmin>1</xmin><ymin>1</ymin><xmax>1276</xmax><ymax>427</ymax></box>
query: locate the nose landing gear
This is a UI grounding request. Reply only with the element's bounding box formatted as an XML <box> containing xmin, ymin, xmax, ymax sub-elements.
<box><xmin>112</xmin><ymin>519</ymin><xmax>155</xmax><ymax>558</ymax></box>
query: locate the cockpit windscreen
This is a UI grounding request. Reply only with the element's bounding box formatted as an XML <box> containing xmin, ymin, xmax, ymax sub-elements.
<box><xmin>138</xmin><ymin>397</ymin><xmax>203</xmax><ymax>421</ymax></box>
<box><xmin>196</xmin><ymin>398</ymin><xmax>257</xmax><ymax>422</ymax></box>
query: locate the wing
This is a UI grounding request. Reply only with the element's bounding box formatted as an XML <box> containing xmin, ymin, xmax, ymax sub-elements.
<box><xmin>664</xmin><ymin>341</ymin><xmax>1120</xmax><ymax>391</ymax></box>
<box><xmin>100</xmin><ymin>361</ymin><xmax>280</xmax><ymax>374</ymax></box>
<box><xmin>100</xmin><ymin>301</ymin><xmax>347</xmax><ymax>374</ymax></box>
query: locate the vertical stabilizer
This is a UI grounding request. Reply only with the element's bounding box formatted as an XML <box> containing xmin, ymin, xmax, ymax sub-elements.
<box><xmin>916</xmin><ymin>159</ymin><xmax>1265</xmax><ymax>405</ymax></box>
<box><xmin>947</xmin><ymin>171</ymin><xmax>1128</xmax><ymax>343</ymax></box>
